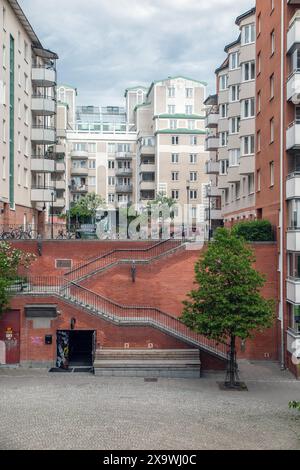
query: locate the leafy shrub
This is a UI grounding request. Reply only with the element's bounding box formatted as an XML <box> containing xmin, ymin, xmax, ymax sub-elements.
<box><xmin>232</xmin><ymin>220</ymin><xmax>274</xmax><ymax>242</ymax></box>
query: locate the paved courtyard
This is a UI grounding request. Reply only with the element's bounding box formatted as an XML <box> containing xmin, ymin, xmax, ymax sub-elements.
<box><xmin>0</xmin><ymin>361</ymin><xmax>299</xmax><ymax>450</ymax></box>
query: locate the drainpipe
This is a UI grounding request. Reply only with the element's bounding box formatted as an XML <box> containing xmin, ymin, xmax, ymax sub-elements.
<box><xmin>279</xmin><ymin>0</ymin><xmax>285</xmax><ymax>370</ymax></box>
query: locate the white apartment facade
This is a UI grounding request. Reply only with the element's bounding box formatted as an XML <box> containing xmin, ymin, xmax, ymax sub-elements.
<box><xmin>205</xmin><ymin>8</ymin><xmax>257</xmax><ymax>226</ymax></box>
<box><xmin>60</xmin><ymin>76</ymin><xmax>210</xmax><ymax>231</ymax></box>
<box><xmin>0</xmin><ymin>0</ymin><xmax>59</xmax><ymax>231</ymax></box>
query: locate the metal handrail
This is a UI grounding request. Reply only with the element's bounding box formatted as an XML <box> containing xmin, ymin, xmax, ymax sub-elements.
<box><xmin>10</xmin><ymin>276</ymin><xmax>228</xmax><ymax>359</ymax></box>
<box><xmin>64</xmin><ymin>239</ymin><xmax>183</xmax><ymax>281</ymax></box>
<box><xmin>32</xmin><ymin>125</ymin><xmax>55</xmax><ymax>130</ymax></box>
<box><xmin>32</xmin><ymin>94</ymin><xmax>56</xmax><ymax>101</ymax></box>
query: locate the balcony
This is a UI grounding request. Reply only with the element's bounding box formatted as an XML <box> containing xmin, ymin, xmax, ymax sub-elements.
<box><xmin>56</xmin><ymin>161</ymin><xmax>65</xmax><ymax>172</ymax></box>
<box><xmin>55</xmin><ymin>144</ymin><xmax>65</xmax><ymax>155</ymax></box>
<box><xmin>54</xmin><ymin>180</ymin><xmax>66</xmax><ymax>190</ymax></box>
<box><xmin>140</xmin><ymin>145</ymin><xmax>155</xmax><ymax>156</ymax></box>
<box><xmin>239</xmin><ymin>155</ymin><xmax>255</xmax><ymax>175</ymax></box>
<box><xmin>70</xmin><ymin>185</ymin><xmax>88</xmax><ymax>193</ymax></box>
<box><xmin>57</xmin><ymin>129</ymin><xmax>67</xmax><ymax>139</ymax></box>
<box><xmin>32</xmin><ymin>66</ymin><xmax>56</xmax><ymax>87</ymax></box>
<box><xmin>205</xmin><ymin>136</ymin><xmax>219</xmax><ymax>151</ymax></box>
<box><xmin>32</xmin><ymin>95</ymin><xmax>56</xmax><ymax>116</ymax></box>
<box><xmin>115</xmin><ymin>152</ymin><xmax>133</xmax><ymax>160</ymax></box>
<box><xmin>218</xmin><ymin>174</ymin><xmax>229</xmax><ymax>189</ymax></box>
<box><xmin>116</xmin><ymin>185</ymin><xmax>133</xmax><ymax>193</ymax></box>
<box><xmin>71</xmin><ymin>150</ymin><xmax>89</xmax><ymax>159</ymax></box>
<box><xmin>71</xmin><ymin>167</ymin><xmax>88</xmax><ymax>176</ymax></box>
<box><xmin>206</xmin><ymin>186</ymin><xmax>222</xmax><ymax>198</ymax></box>
<box><xmin>205</xmin><ymin>208</ymin><xmax>222</xmax><ymax>221</ymax></box>
<box><xmin>286</xmin><ymin>122</ymin><xmax>300</xmax><ymax>150</ymax></box>
<box><xmin>287</xmin><ymin>278</ymin><xmax>300</xmax><ymax>304</ymax></box>
<box><xmin>31</xmin><ymin>157</ymin><xmax>55</xmax><ymax>173</ymax></box>
<box><xmin>287</xmin><ymin>71</ymin><xmax>300</xmax><ymax>104</ymax></box>
<box><xmin>32</xmin><ymin>126</ymin><xmax>55</xmax><ymax>144</ymax></box>
<box><xmin>140</xmin><ymin>163</ymin><xmax>155</xmax><ymax>173</ymax></box>
<box><xmin>140</xmin><ymin>181</ymin><xmax>156</xmax><ymax>191</ymax></box>
<box><xmin>53</xmin><ymin>198</ymin><xmax>66</xmax><ymax>208</ymax></box>
<box><xmin>287</xmin><ymin>230</ymin><xmax>300</xmax><ymax>251</ymax></box>
<box><xmin>205</xmin><ymin>112</ymin><xmax>219</xmax><ymax>128</ymax></box>
<box><xmin>227</xmin><ymin>166</ymin><xmax>240</xmax><ymax>183</ymax></box>
<box><xmin>31</xmin><ymin>186</ymin><xmax>55</xmax><ymax>202</ymax></box>
<box><xmin>286</xmin><ymin>328</ymin><xmax>300</xmax><ymax>359</ymax></box>
<box><xmin>286</xmin><ymin>173</ymin><xmax>300</xmax><ymax>199</ymax></box>
<box><xmin>115</xmin><ymin>168</ymin><xmax>133</xmax><ymax>177</ymax></box>
<box><xmin>205</xmin><ymin>160</ymin><xmax>219</xmax><ymax>174</ymax></box>
<box><xmin>287</xmin><ymin>14</ymin><xmax>300</xmax><ymax>54</ymax></box>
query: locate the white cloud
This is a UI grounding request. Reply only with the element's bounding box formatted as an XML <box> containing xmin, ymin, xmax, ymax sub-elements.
<box><xmin>19</xmin><ymin>0</ymin><xmax>254</xmax><ymax>105</ymax></box>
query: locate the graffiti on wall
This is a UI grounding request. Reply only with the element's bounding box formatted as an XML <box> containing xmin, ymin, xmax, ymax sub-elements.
<box><xmin>56</xmin><ymin>331</ymin><xmax>69</xmax><ymax>369</ymax></box>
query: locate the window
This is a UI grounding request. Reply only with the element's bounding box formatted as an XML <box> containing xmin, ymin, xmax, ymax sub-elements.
<box><xmin>1</xmin><ymin>82</ymin><xmax>6</xmax><ymax>106</ymax></box>
<box><xmin>18</xmin><ymin>98</ymin><xmax>21</xmax><ymax>118</ymax></box>
<box><xmin>172</xmin><ymin>136</ymin><xmax>179</xmax><ymax>145</ymax></box>
<box><xmin>17</xmin><ymin>132</ymin><xmax>21</xmax><ymax>152</ymax></box>
<box><xmin>242</xmin><ymin>23</ymin><xmax>255</xmax><ymax>45</ymax></box>
<box><xmin>168</xmin><ymin>87</ymin><xmax>175</xmax><ymax>98</ymax></box>
<box><xmin>3</xmin><ymin>7</ymin><xmax>6</xmax><ymax>31</ymax></box>
<box><xmin>243</xmin><ymin>61</ymin><xmax>255</xmax><ymax>81</ymax></box>
<box><xmin>257</xmin><ymin>91</ymin><xmax>261</xmax><ymax>113</ymax></box>
<box><xmin>24</xmin><ymin>41</ymin><xmax>29</xmax><ymax>62</ymax></box>
<box><xmin>288</xmin><ymin>304</ymin><xmax>300</xmax><ymax>333</ymax></box>
<box><xmin>270</xmin><ymin>161</ymin><xmax>274</xmax><ymax>186</ymax></box>
<box><xmin>288</xmin><ymin>199</ymin><xmax>300</xmax><ymax>229</ymax></box>
<box><xmin>257</xmin><ymin>130</ymin><xmax>261</xmax><ymax>152</ymax></box>
<box><xmin>186</xmin><ymin>88</ymin><xmax>193</xmax><ymax>98</ymax></box>
<box><xmin>242</xmin><ymin>135</ymin><xmax>255</xmax><ymax>155</ymax></box>
<box><xmin>229</xmin><ymin>117</ymin><xmax>240</xmax><ymax>134</ymax></box>
<box><xmin>190</xmin><ymin>172</ymin><xmax>197</xmax><ymax>182</ymax></box>
<box><xmin>289</xmin><ymin>253</ymin><xmax>300</xmax><ymax>280</ymax></box>
<box><xmin>24</xmin><ymin>168</ymin><xmax>28</xmax><ymax>188</ymax></box>
<box><xmin>219</xmin><ymin>74</ymin><xmax>228</xmax><ymax>91</ymax></box>
<box><xmin>248</xmin><ymin>174</ymin><xmax>254</xmax><ymax>194</ymax></box>
<box><xmin>220</xmin><ymin>160</ymin><xmax>229</xmax><ymax>175</ymax></box>
<box><xmin>18</xmin><ymin>65</ymin><xmax>21</xmax><ymax>86</ymax></box>
<box><xmin>189</xmin><ymin>190</ymin><xmax>197</xmax><ymax>200</ymax></box>
<box><xmin>108</xmin><ymin>143</ymin><xmax>115</xmax><ymax>154</ymax></box>
<box><xmin>88</xmin><ymin>143</ymin><xmax>96</xmax><ymax>153</ymax></box>
<box><xmin>257</xmin><ymin>169</ymin><xmax>261</xmax><ymax>191</ymax></box>
<box><xmin>24</xmin><ymin>137</ymin><xmax>28</xmax><ymax>157</ymax></box>
<box><xmin>24</xmin><ymin>105</ymin><xmax>29</xmax><ymax>125</ymax></box>
<box><xmin>2</xmin><ymin>45</ymin><xmax>6</xmax><ymax>68</ymax></box>
<box><xmin>170</xmin><ymin>120</ymin><xmax>177</xmax><ymax>129</ymax></box>
<box><xmin>229</xmin><ymin>149</ymin><xmax>240</xmax><ymax>167</ymax></box>
<box><xmin>2</xmin><ymin>156</ymin><xmax>6</xmax><ymax>179</ymax></box>
<box><xmin>88</xmin><ymin>176</ymin><xmax>96</xmax><ymax>186</ymax></box>
<box><xmin>172</xmin><ymin>172</ymin><xmax>179</xmax><ymax>181</ymax></box>
<box><xmin>236</xmin><ymin>182</ymin><xmax>241</xmax><ymax>200</ymax></box>
<box><xmin>171</xmin><ymin>153</ymin><xmax>179</xmax><ymax>164</ymax></box>
<box><xmin>108</xmin><ymin>160</ymin><xmax>114</xmax><ymax>169</ymax></box>
<box><xmin>270</xmin><ymin>118</ymin><xmax>275</xmax><ymax>143</ymax></box>
<box><xmin>108</xmin><ymin>176</ymin><xmax>115</xmax><ymax>186</ymax></box>
<box><xmin>257</xmin><ymin>51</ymin><xmax>261</xmax><ymax>74</ymax></box>
<box><xmin>172</xmin><ymin>190</ymin><xmax>179</xmax><ymax>200</ymax></box>
<box><xmin>242</xmin><ymin>98</ymin><xmax>255</xmax><ymax>118</ymax></box>
<box><xmin>230</xmin><ymin>85</ymin><xmax>240</xmax><ymax>102</ymax></box>
<box><xmin>219</xmin><ymin>132</ymin><xmax>228</xmax><ymax>147</ymax></box>
<box><xmin>89</xmin><ymin>160</ymin><xmax>96</xmax><ymax>169</ymax></box>
<box><xmin>108</xmin><ymin>194</ymin><xmax>115</xmax><ymax>203</ymax></box>
<box><xmin>257</xmin><ymin>13</ymin><xmax>261</xmax><ymax>36</ymax></box>
<box><xmin>2</xmin><ymin>119</ymin><xmax>6</xmax><ymax>142</ymax></box>
<box><xmin>190</xmin><ymin>154</ymin><xmax>197</xmax><ymax>164</ymax></box>
<box><xmin>188</xmin><ymin>120</ymin><xmax>195</xmax><ymax>130</ymax></box>
<box><xmin>24</xmin><ymin>73</ymin><xmax>28</xmax><ymax>94</ymax></box>
<box><xmin>220</xmin><ymin>104</ymin><xmax>228</xmax><ymax>118</ymax></box>
<box><xmin>185</xmin><ymin>105</ymin><xmax>193</xmax><ymax>115</ymax></box>
<box><xmin>190</xmin><ymin>136</ymin><xmax>197</xmax><ymax>146</ymax></box>
<box><xmin>271</xmin><ymin>30</ymin><xmax>275</xmax><ymax>55</ymax></box>
<box><xmin>168</xmin><ymin>105</ymin><xmax>176</xmax><ymax>114</ymax></box>
<box><xmin>271</xmin><ymin>0</ymin><xmax>275</xmax><ymax>13</ymax></box>
<box><xmin>296</xmin><ymin>106</ymin><xmax>300</xmax><ymax>124</ymax></box>
<box><xmin>229</xmin><ymin>52</ymin><xmax>239</xmax><ymax>70</ymax></box>
<box><xmin>17</xmin><ymin>164</ymin><xmax>21</xmax><ymax>185</ymax></box>
<box><xmin>270</xmin><ymin>74</ymin><xmax>274</xmax><ymax>99</ymax></box>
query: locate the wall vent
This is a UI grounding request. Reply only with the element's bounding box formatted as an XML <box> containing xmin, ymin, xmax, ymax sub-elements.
<box><xmin>55</xmin><ymin>259</ymin><xmax>72</xmax><ymax>269</ymax></box>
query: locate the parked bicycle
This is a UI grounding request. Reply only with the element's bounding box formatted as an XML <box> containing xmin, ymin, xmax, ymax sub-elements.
<box><xmin>56</xmin><ymin>229</ymin><xmax>76</xmax><ymax>240</ymax></box>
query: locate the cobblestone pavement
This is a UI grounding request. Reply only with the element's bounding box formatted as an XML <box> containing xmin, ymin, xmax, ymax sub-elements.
<box><xmin>0</xmin><ymin>361</ymin><xmax>299</xmax><ymax>450</ymax></box>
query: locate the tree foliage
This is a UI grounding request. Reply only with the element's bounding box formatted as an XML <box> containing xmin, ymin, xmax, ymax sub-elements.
<box><xmin>70</xmin><ymin>193</ymin><xmax>106</xmax><ymax>221</ymax></box>
<box><xmin>232</xmin><ymin>220</ymin><xmax>274</xmax><ymax>242</ymax></box>
<box><xmin>181</xmin><ymin>228</ymin><xmax>275</xmax><ymax>344</ymax></box>
<box><xmin>0</xmin><ymin>242</ymin><xmax>36</xmax><ymax>317</ymax></box>
<box><xmin>289</xmin><ymin>401</ymin><xmax>300</xmax><ymax>412</ymax></box>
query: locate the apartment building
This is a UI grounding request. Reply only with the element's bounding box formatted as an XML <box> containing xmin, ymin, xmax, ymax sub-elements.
<box><xmin>59</xmin><ymin>76</ymin><xmax>210</xmax><ymax>230</ymax></box>
<box><xmin>0</xmin><ymin>0</ymin><xmax>59</xmax><ymax>230</ymax></box>
<box><xmin>205</xmin><ymin>8</ymin><xmax>256</xmax><ymax>228</ymax></box>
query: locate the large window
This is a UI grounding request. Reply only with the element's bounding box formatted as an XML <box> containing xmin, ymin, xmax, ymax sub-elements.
<box><xmin>219</xmin><ymin>74</ymin><xmax>228</xmax><ymax>91</ymax></box>
<box><xmin>229</xmin><ymin>52</ymin><xmax>239</xmax><ymax>70</ymax></box>
<box><xmin>229</xmin><ymin>117</ymin><xmax>240</xmax><ymax>134</ymax></box>
<box><xmin>229</xmin><ymin>149</ymin><xmax>240</xmax><ymax>167</ymax></box>
<box><xmin>230</xmin><ymin>85</ymin><xmax>240</xmax><ymax>102</ymax></box>
<box><xmin>242</xmin><ymin>135</ymin><xmax>255</xmax><ymax>155</ymax></box>
<box><xmin>288</xmin><ymin>253</ymin><xmax>300</xmax><ymax>279</ymax></box>
<box><xmin>242</xmin><ymin>23</ymin><xmax>255</xmax><ymax>45</ymax></box>
<box><xmin>242</xmin><ymin>61</ymin><xmax>255</xmax><ymax>81</ymax></box>
<box><xmin>288</xmin><ymin>199</ymin><xmax>300</xmax><ymax>229</ymax></box>
<box><xmin>288</xmin><ymin>303</ymin><xmax>300</xmax><ymax>333</ymax></box>
<box><xmin>242</xmin><ymin>98</ymin><xmax>255</xmax><ymax>119</ymax></box>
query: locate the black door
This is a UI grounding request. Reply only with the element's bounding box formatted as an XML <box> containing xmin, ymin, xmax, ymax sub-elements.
<box><xmin>68</xmin><ymin>331</ymin><xmax>94</xmax><ymax>367</ymax></box>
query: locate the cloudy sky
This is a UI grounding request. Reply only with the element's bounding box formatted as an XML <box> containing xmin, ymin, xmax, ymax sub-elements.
<box><xmin>19</xmin><ymin>0</ymin><xmax>253</xmax><ymax>106</ymax></box>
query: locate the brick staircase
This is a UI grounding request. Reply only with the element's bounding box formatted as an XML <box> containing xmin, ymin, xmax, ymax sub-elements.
<box><xmin>64</xmin><ymin>239</ymin><xmax>185</xmax><ymax>282</ymax></box>
<box><xmin>94</xmin><ymin>349</ymin><xmax>201</xmax><ymax>378</ymax></box>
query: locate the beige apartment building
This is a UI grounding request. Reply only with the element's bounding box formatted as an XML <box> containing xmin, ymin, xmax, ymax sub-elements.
<box><xmin>0</xmin><ymin>0</ymin><xmax>59</xmax><ymax>231</ymax></box>
<box><xmin>59</xmin><ymin>76</ymin><xmax>210</xmax><ymax>231</ymax></box>
<box><xmin>205</xmin><ymin>7</ymin><xmax>256</xmax><ymax>226</ymax></box>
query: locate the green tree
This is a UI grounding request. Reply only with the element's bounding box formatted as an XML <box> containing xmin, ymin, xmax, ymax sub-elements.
<box><xmin>0</xmin><ymin>242</ymin><xmax>36</xmax><ymax>317</ymax></box>
<box><xmin>70</xmin><ymin>193</ymin><xmax>106</xmax><ymax>223</ymax></box>
<box><xmin>181</xmin><ymin>228</ymin><xmax>275</xmax><ymax>388</ymax></box>
<box><xmin>289</xmin><ymin>401</ymin><xmax>300</xmax><ymax>412</ymax></box>
<box><xmin>147</xmin><ymin>193</ymin><xmax>177</xmax><ymax>238</ymax></box>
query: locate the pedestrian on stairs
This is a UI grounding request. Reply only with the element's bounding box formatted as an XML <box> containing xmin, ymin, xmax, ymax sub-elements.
<box><xmin>131</xmin><ymin>261</ymin><xmax>136</xmax><ymax>283</ymax></box>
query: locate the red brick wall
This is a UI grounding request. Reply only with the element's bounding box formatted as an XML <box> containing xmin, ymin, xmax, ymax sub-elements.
<box><xmin>0</xmin><ymin>204</ymin><xmax>44</xmax><ymax>231</ymax></box>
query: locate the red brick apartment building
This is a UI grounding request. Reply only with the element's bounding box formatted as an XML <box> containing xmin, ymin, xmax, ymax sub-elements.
<box><xmin>204</xmin><ymin>0</ymin><xmax>300</xmax><ymax>376</ymax></box>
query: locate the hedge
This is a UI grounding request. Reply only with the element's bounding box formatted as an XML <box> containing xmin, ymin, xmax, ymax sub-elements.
<box><xmin>231</xmin><ymin>220</ymin><xmax>275</xmax><ymax>242</ymax></box>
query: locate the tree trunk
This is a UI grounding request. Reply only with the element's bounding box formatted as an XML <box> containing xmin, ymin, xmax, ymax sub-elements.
<box><xmin>229</xmin><ymin>335</ymin><xmax>236</xmax><ymax>388</ymax></box>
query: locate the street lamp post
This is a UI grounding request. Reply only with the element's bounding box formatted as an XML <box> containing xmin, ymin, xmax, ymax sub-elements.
<box><xmin>207</xmin><ymin>186</ymin><xmax>212</xmax><ymax>242</ymax></box>
<box><xmin>51</xmin><ymin>192</ymin><xmax>54</xmax><ymax>240</ymax></box>
<box><xmin>186</xmin><ymin>180</ymin><xmax>190</xmax><ymax>239</ymax></box>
